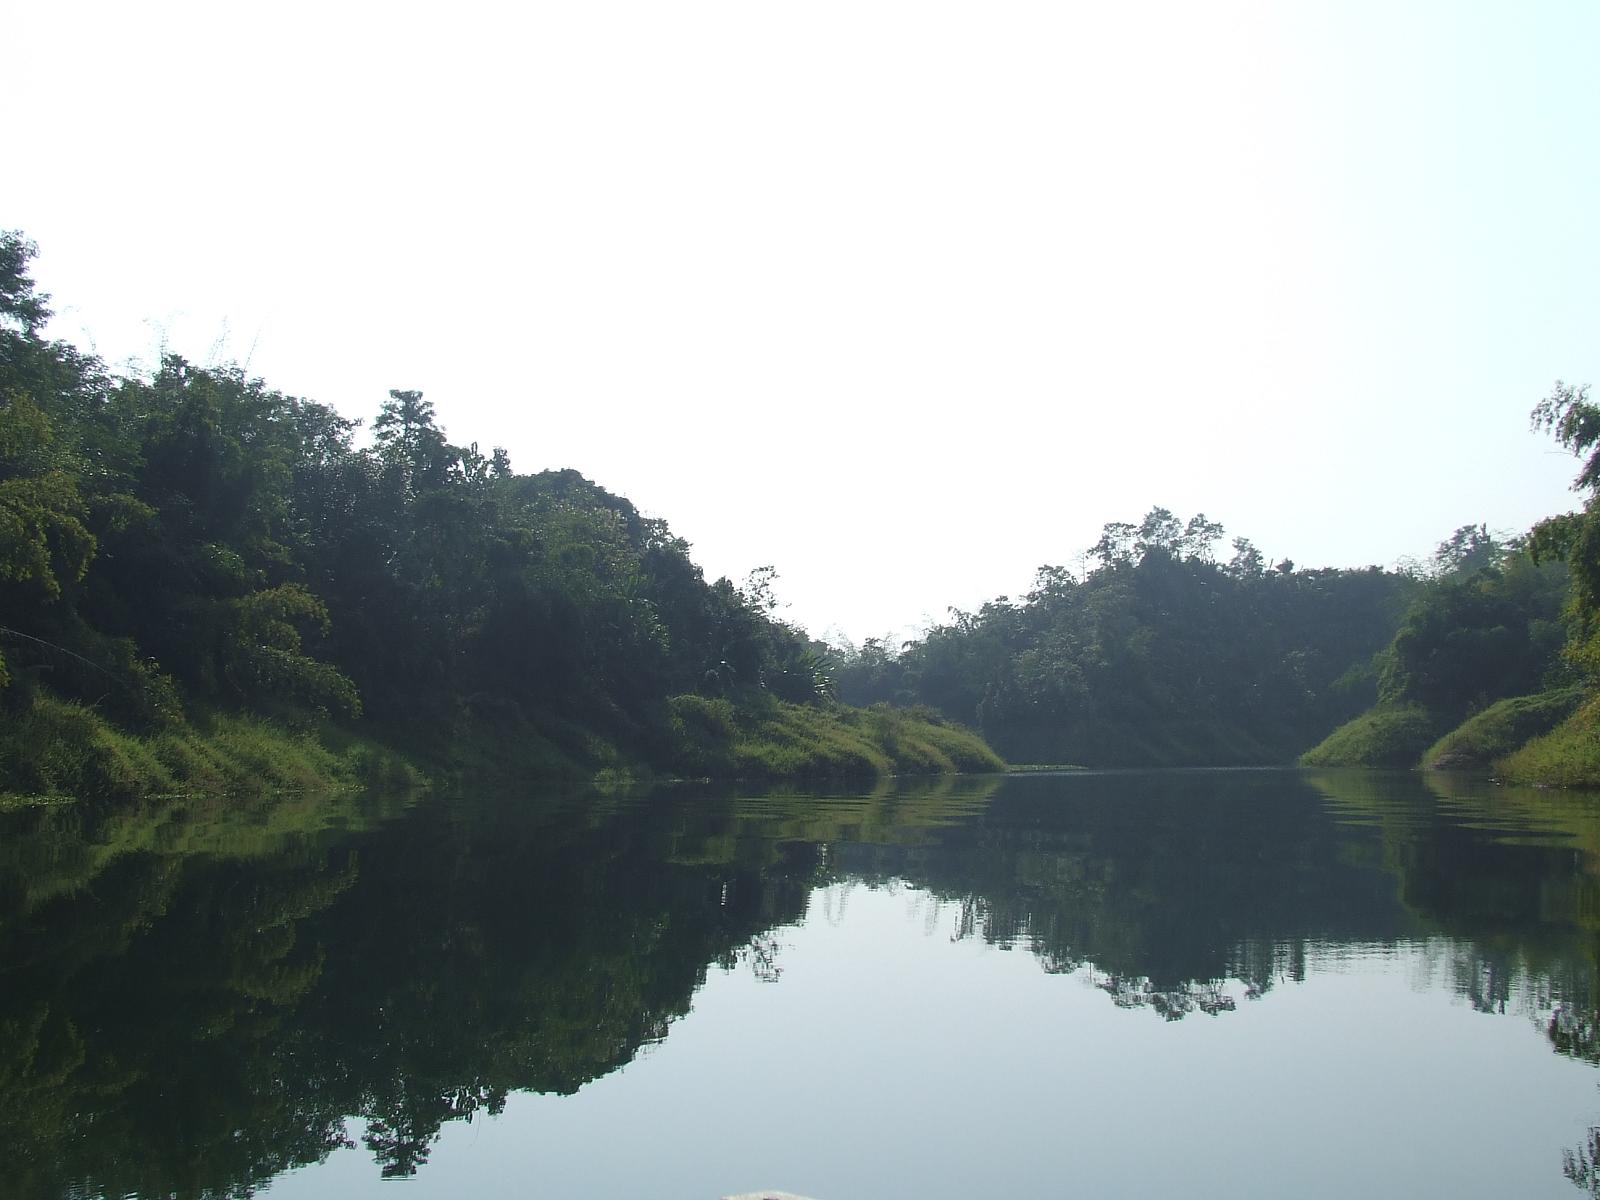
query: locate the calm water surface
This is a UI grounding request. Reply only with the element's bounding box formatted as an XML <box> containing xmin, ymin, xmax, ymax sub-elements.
<box><xmin>5</xmin><ymin>769</ymin><xmax>1600</xmax><ymax>1198</ymax></box>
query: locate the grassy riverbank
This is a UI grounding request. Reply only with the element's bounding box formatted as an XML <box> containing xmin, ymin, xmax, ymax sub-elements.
<box><xmin>1298</xmin><ymin>705</ymin><xmax>1439</xmax><ymax>770</ymax></box>
<box><xmin>664</xmin><ymin>695</ymin><xmax>1005</xmax><ymax>781</ymax></box>
<box><xmin>1495</xmin><ymin>696</ymin><xmax>1600</xmax><ymax>787</ymax></box>
<box><xmin>1299</xmin><ymin>685</ymin><xmax>1600</xmax><ymax>787</ymax></box>
<box><xmin>0</xmin><ymin>688</ymin><xmax>1004</xmax><ymax>807</ymax></box>
<box><xmin>0</xmin><ymin>694</ymin><xmax>423</xmax><ymax>807</ymax></box>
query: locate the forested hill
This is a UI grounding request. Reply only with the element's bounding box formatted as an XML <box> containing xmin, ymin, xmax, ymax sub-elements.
<box><xmin>0</xmin><ymin>233</ymin><xmax>1002</xmax><ymax>799</ymax></box>
<box><xmin>8</xmin><ymin>226</ymin><xmax>1598</xmax><ymax>790</ymax></box>
<box><xmin>1301</xmin><ymin>384</ymin><xmax>1600</xmax><ymax>784</ymax></box>
<box><xmin>833</xmin><ymin>511</ymin><xmax>1422</xmax><ymax>766</ymax></box>
<box><xmin>832</xmin><ymin>408</ymin><xmax>1600</xmax><ymax>779</ymax></box>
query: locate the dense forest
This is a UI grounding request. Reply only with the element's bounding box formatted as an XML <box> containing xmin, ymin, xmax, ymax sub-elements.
<box><xmin>829</xmin><ymin>399</ymin><xmax>1600</xmax><ymax>781</ymax></box>
<box><xmin>1295</xmin><ymin>384</ymin><xmax>1600</xmax><ymax>782</ymax></box>
<box><xmin>0</xmin><ymin>232</ymin><xmax>1000</xmax><ymax>800</ymax></box>
<box><xmin>833</xmin><ymin>512</ymin><xmax>1591</xmax><ymax>777</ymax></box>
<box><xmin>833</xmin><ymin>510</ymin><xmax>1421</xmax><ymax>765</ymax></box>
<box><xmin>6</xmin><ymin>225</ymin><xmax>1599</xmax><ymax>794</ymax></box>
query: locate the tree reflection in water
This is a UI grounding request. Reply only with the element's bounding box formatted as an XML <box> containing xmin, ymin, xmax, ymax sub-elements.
<box><xmin>2</xmin><ymin>768</ymin><xmax>1599</xmax><ymax>1195</ymax></box>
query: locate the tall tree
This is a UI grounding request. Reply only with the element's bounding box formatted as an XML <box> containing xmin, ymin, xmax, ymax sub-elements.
<box><xmin>1531</xmin><ymin>381</ymin><xmax>1600</xmax><ymax>678</ymax></box>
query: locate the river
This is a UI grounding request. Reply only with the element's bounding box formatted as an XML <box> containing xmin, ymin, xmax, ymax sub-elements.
<box><xmin>3</xmin><ymin>768</ymin><xmax>1599</xmax><ymax>1198</ymax></box>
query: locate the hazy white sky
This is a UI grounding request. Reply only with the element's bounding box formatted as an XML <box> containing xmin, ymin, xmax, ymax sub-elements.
<box><xmin>9</xmin><ymin>1</ymin><xmax>1598</xmax><ymax>642</ymax></box>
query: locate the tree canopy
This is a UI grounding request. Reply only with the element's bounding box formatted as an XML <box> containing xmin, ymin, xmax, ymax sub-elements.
<box><xmin>0</xmin><ymin>231</ymin><xmax>832</xmax><ymax>779</ymax></box>
<box><xmin>835</xmin><ymin>508</ymin><xmax>1418</xmax><ymax>766</ymax></box>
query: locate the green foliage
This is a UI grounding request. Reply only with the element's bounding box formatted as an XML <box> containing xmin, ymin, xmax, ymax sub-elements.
<box><xmin>1533</xmin><ymin>382</ymin><xmax>1600</xmax><ymax>495</ymax></box>
<box><xmin>1452</xmin><ymin>380</ymin><xmax>1600</xmax><ymax>784</ymax></box>
<box><xmin>0</xmin><ymin>390</ymin><xmax>97</xmax><ymax>689</ymax></box>
<box><xmin>1376</xmin><ymin>548</ymin><xmax>1569</xmax><ymax>722</ymax></box>
<box><xmin>1530</xmin><ymin>381</ymin><xmax>1600</xmax><ymax>682</ymax></box>
<box><xmin>1290</xmin><ymin>383</ymin><xmax>1600</xmax><ymax>779</ymax></box>
<box><xmin>0</xmin><ymin>231</ymin><xmax>50</xmax><ymax>332</ymax></box>
<box><xmin>1422</xmin><ymin>686</ymin><xmax>1586</xmax><ymax>770</ymax></box>
<box><xmin>1298</xmin><ymin>704</ymin><xmax>1438</xmax><ymax>769</ymax></box>
<box><xmin>0</xmin><ymin>435</ymin><xmax>95</xmax><ymax>598</ymax></box>
<box><xmin>223</xmin><ymin>584</ymin><xmax>361</xmax><ymax>717</ymax></box>
<box><xmin>1294</xmin><ymin>526</ymin><xmax>1569</xmax><ymax>770</ymax></box>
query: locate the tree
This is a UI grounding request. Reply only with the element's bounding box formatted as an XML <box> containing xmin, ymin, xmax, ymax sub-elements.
<box><xmin>1088</xmin><ymin>522</ymin><xmax>1136</xmax><ymax>569</ymax></box>
<box><xmin>1134</xmin><ymin>506</ymin><xmax>1183</xmax><ymax>560</ymax></box>
<box><xmin>1530</xmin><ymin>380</ymin><xmax>1600</xmax><ymax>677</ymax></box>
<box><xmin>0</xmin><ymin>230</ymin><xmax>49</xmax><ymax>334</ymax></box>
<box><xmin>1533</xmin><ymin>382</ymin><xmax>1600</xmax><ymax>493</ymax></box>
<box><xmin>1225</xmin><ymin>537</ymin><xmax>1265</xmax><ymax>578</ymax></box>
<box><xmin>1430</xmin><ymin>523</ymin><xmax>1503</xmax><ymax>577</ymax></box>
<box><xmin>372</xmin><ymin>389</ymin><xmax>450</xmax><ymax>493</ymax></box>
<box><xmin>0</xmin><ymin>235</ymin><xmax>96</xmax><ymax>693</ymax></box>
<box><xmin>1376</xmin><ymin>553</ymin><xmax>1568</xmax><ymax>722</ymax></box>
<box><xmin>1179</xmin><ymin>513</ymin><xmax>1225</xmax><ymax>562</ymax></box>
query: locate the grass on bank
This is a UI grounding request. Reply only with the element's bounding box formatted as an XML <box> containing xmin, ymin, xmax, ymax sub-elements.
<box><xmin>1299</xmin><ymin>685</ymin><xmax>1600</xmax><ymax>786</ymax></box>
<box><xmin>1</xmin><ymin>685</ymin><xmax>1005</xmax><ymax>806</ymax></box>
<box><xmin>1495</xmin><ymin>695</ymin><xmax>1600</xmax><ymax>787</ymax></box>
<box><xmin>1298</xmin><ymin>704</ymin><xmax>1438</xmax><ymax>769</ymax></box>
<box><xmin>665</xmin><ymin>695</ymin><xmax>1005</xmax><ymax>782</ymax></box>
<box><xmin>0</xmin><ymin>694</ymin><xmax>422</xmax><ymax>806</ymax></box>
<box><xmin>1422</xmin><ymin>687</ymin><xmax>1586</xmax><ymax>770</ymax></box>
<box><xmin>418</xmin><ymin>694</ymin><xmax>1005</xmax><ymax>785</ymax></box>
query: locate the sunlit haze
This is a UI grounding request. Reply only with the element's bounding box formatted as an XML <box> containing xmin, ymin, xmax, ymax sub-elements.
<box><xmin>10</xmin><ymin>0</ymin><xmax>1597</xmax><ymax>642</ymax></box>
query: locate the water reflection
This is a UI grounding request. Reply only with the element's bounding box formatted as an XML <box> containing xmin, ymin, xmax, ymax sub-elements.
<box><xmin>2</xmin><ymin>769</ymin><xmax>1599</xmax><ymax>1196</ymax></box>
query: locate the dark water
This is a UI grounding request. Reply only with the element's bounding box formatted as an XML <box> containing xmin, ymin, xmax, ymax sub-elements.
<box><xmin>5</xmin><ymin>769</ymin><xmax>1600</xmax><ymax>1199</ymax></box>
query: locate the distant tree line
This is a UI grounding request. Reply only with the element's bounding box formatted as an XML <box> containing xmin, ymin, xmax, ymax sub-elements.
<box><xmin>832</xmin><ymin>504</ymin><xmax>1583</xmax><ymax>768</ymax></box>
<box><xmin>832</xmin><ymin>506</ymin><xmax>1429</xmax><ymax>765</ymax></box>
<box><xmin>826</xmin><ymin>375</ymin><xmax>1600</xmax><ymax>776</ymax></box>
